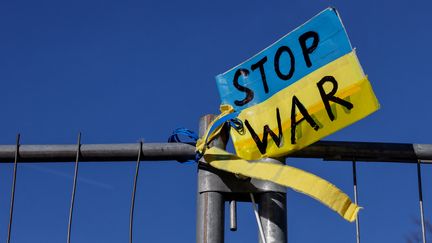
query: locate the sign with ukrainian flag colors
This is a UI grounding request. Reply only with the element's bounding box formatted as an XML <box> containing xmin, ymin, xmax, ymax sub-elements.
<box><xmin>216</xmin><ymin>8</ymin><xmax>379</xmax><ymax>160</ymax></box>
<box><xmin>197</xmin><ymin>8</ymin><xmax>377</xmax><ymax>221</ymax></box>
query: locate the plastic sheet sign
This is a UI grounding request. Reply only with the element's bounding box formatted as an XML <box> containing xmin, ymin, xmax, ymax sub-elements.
<box><xmin>216</xmin><ymin>8</ymin><xmax>379</xmax><ymax>160</ymax></box>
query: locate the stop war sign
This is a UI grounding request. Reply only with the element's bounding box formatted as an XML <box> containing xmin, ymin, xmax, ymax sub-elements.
<box><xmin>215</xmin><ymin>8</ymin><xmax>380</xmax><ymax>160</ymax></box>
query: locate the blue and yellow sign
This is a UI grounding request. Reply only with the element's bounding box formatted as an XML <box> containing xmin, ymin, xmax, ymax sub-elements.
<box><xmin>198</xmin><ymin>8</ymin><xmax>379</xmax><ymax>222</ymax></box>
<box><xmin>215</xmin><ymin>8</ymin><xmax>379</xmax><ymax>160</ymax></box>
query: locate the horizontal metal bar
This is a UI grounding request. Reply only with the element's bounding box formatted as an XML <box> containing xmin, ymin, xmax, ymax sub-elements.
<box><xmin>0</xmin><ymin>143</ymin><xmax>196</xmax><ymax>162</ymax></box>
<box><xmin>290</xmin><ymin>141</ymin><xmax>432</xmax><ymax>163</ymax></box>
<box><xmin>0</xmin><ymin>141</ymin><xmax>430</xmax><ymax>163</ymax></box>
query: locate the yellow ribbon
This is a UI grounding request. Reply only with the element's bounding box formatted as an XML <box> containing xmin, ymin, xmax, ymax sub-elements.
<box><xmin>203</xmin><ymin>146</ymin><xmax>360</xmax><ymax>222</ymax></box>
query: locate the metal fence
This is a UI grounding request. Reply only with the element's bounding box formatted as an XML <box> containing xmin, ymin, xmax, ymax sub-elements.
<box><xmin>1</xmin><ymin>132</ymin><xmax>431</xmax><ymax>243</ymax></box>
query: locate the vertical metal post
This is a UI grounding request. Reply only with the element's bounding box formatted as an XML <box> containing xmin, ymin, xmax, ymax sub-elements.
<box><xmin>258</xmin><ymin>158</ymin><xmax>287</xmax><ymax>243</ymax></box>
<box><xmin>352</xmin><ymin>160</ymin><xmax>360</xmax><ymax>243</ymax></box>
<box><xmin>417</xmin><ymin>160</ymin><xmax>426</xmax><ymax>243</ymax></box>
<box><xmin>196</xmin><ymin>115</ymin><xmax>225</xmax><ymax>243</ymax></box>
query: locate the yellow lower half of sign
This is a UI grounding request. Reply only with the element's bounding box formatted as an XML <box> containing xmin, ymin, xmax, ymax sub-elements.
<box><xmin>231</xmin><ymin>51</ymin><xmax>380</xmax><ymax>160</ymax></box>
<box><xmin>204</xmin><ymin>147</ymin><xmax>361</xmax><ymax>222</ymax></box>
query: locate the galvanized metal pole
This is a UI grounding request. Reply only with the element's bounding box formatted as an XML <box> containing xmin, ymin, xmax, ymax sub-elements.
<box><xmin>196</xmin><ymin>115</ymin><xmax>226</xmax><ymax>243</ymax></box>
<box><xmin>258</xmin><ymin>158</ymin><xmax>287</xmax><ymax>243</ymax></box>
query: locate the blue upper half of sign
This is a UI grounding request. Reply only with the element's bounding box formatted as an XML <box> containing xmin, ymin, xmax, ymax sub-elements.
<box><xmin>216</xmin><ymin>8</ymin><xmax>352</xmax><ymax>111</ymax></box>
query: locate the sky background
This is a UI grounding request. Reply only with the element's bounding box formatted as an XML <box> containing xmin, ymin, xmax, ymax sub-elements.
<box><xmin>0</xmin><ymin>0</ymin><xmax>431</xmax><ymax>242</ymax></box>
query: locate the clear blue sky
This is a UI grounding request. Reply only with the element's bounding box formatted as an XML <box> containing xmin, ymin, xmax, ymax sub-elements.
<box><xmin>0</xmin><ymin>0</ymin><xmax>431</xmax><ymax>242</ymax></box>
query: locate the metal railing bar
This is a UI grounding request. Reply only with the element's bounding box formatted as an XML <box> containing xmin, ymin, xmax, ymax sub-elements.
<box><xmin>0</xmin><ymin>141</ymin><xmax>430</xmax><ymax>163</ymax></box>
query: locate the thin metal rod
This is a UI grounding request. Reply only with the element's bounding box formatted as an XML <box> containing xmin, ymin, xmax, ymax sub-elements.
<box><xmin>129</xmin><ymin>141</ymin><xmax>142</xmax><ymax>243</ymax></box>
<box><xmin>229</xmin><ymin>200</ymin><xmax>237</xmax><ymax>231</ymax></box>
<box><xmin>417</xmin><ymin>159</ymin><xmax>426</xmax><ymax>243</ymax></box>
<box><xmin>6</xmin><ymin>134</ymin><xmax>20</xmax><ymax>243</ymax></box>
<box><xmin>67</xmin><ymin>133</ymin><xmax>81</xmax><ymax>243</ymax></box>
<box><xmin>352</xmin><ymin>160</ymin><xmax>360</xmax><ymax>243</ymax></box>
<box><xmin>0</xmin><ymin>141</ymin><xmax>431</xmax><ymax>163</ymax></box>
<box><xmin>250</xmin><ymin>193</ymin><xmax>266</xmax><ymax>243</ymax></box>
